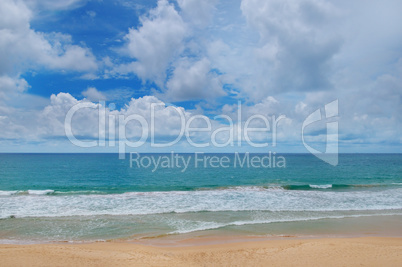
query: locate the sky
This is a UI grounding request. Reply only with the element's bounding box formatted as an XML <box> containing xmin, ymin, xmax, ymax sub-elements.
<box><xmin>0</xmin><ymin>0</ymin><xmax>401</xmax><ymax>153</ymax></box>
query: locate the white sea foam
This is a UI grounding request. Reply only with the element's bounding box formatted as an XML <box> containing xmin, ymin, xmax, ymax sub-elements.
<box><xmin>309</xmin><ymin>184</ymin><xmax>333</xmax><ymax>189</ymax></box>
<box><xmin>1</xmin><ymin>187</ymin><xmax>401</xmax><ymax>219</ymax></box>
<box><xmin>0</xmin><ymin>190</ymin><xmax>55</xmax><ymax>196</ymax></box>
<box><xmin>169</xmin><ymin>213</ymin><xmax>401</xmax><ymax>234</ymax></box>
<box><xmin>0</xmin><ymin>190</ymin><xmax>18</xmax><ymax>196</ymax></box>
<box><xmin>26</xmin><ymin>190</ymin><xmax>54</xmax><ymax>195</ymax></box>
<box><xmin>53</xmin><ymin>190</ymin><xmax>105</xmax><ymax>195</ymax></box>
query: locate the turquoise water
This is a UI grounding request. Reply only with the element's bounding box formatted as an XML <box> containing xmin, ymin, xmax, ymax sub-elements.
<box><xmin>0</xmin><ymin>153</ymin><xmax>401</xmax><ymax>242</ymax></box>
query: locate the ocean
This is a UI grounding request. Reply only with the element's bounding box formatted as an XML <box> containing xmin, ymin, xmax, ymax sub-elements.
<box><xmin>0</xmin><ymin>153</ymin><xmax>401</xmax><ymax>243</ymax></box>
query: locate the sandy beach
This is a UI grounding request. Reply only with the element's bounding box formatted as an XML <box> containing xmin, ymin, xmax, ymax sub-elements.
<box><xmin>1</xmin><ymin>237</ymin><xmax>401</xmax><ymax>266</ymax></box>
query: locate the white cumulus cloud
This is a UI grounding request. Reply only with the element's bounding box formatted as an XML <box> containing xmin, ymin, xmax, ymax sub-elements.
<box><xmin>0</xmin><ymin>0</ymin><xmax>98</xmax><ymax>95</ymax></box>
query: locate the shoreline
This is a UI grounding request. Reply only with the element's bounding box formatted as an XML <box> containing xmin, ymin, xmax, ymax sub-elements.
<box><xmin>1</xmin><ymin>236</ymin><xmax>401</xmax><ymax>266</ymax></box>
<box><xmin>2</xmin><ymin>214</ymin><xmax>401</xmax><ymax>246</ymax></box>
<box><xmin>2</xmin><ymin>232</ymin><xmax>401</xmax><ymax>247</ymax></box>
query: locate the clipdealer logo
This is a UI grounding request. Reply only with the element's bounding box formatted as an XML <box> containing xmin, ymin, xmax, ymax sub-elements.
<box><xmin>64</xmin><ymin>100</ymin><xmax>339</xmax><ymax>166</ymax></box>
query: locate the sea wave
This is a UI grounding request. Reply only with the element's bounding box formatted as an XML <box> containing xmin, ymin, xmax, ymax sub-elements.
<box><xmin>0</xmin><ymin>190</ymin><xmax>55</xmax><ymax>195</ymax></box>
<box><xmin>26</xmin><ymin>190</ymin><xmax>55</xmax><ymax>195</ymax></box>
<box><xmin>279</xmin><ymin>183</ymin><xmax>393</xmax><ymax>190</ymax></box>
<box><xmin>309</xmin><ymin>184</ymin><xmax>332</xmax><ymax>189</ymax></box>
<box><xmin>1</xmin><ymin>186</ymin><xmax>401</xmax><ymax>219</ymax></box>
<box><xmin>0</xmin><ymin>183</ymin><xmax>399</xmax><ymax>197</ymax></box>
<box><xmin>0</xmin><ymin>190</ymin><xmax>106</xmax><ymax>196</ymax></box>
<box><xmin>0</xmin><ymin>190</ymin><xmax>18</xmax><ymax>196</ymax></box>
<box><xmin>169</xmin><ymin>213</ymin><xmax>402</xmax><ymax>234</ymax></box>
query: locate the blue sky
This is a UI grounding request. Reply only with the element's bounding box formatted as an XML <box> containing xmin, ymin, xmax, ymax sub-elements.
<box><xmin>0</xmin><ymin>0</ymin><xmax>401</xmax><ymax>153</ymax></box>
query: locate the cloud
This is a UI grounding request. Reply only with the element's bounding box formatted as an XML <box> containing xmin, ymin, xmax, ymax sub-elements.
<box><xmin>81</xmin><ymin>87</ymin><xmax>138</xmax><ymax>104</ymax></box>
<box><xmin>177</xmin><ymin>0</ymin><xmax>217</xmax><ymax>28</ymax></box>
<box><xmin>82</xmin><ymin>87</ymin><xmax>106</xmax><ymax>102</ymax></box>
<box><xmin>0</xmin><ymin>92</ymin><xmax>189</xmax><ymax>142</ymax></box>
<box><xmin>238</xmin><ymin>0</ymin><xmax>342</xmax><ymax>94</ymax></box>
<box><xmin>0</xmin><ymin>75</ymin><xmax>29</xmax><ymax>98</ymax></box>
<box><xmin>0</xmin><ymin>0</ymin><xmax>98</xmax><ymax>94</ymax></box>
<box><xmin>164</xmin><ymin>58</ymin><xmax>225</xmax><ymax>101</ymax></box>
<box><xmin>1</xmin><ymin>0</ymin><xmax>401</xmax><ymax>152</ymax></box>
<box><xmin>0</xmin><ymin>89</ymin><xmax>400</xmax><ymax>152</ymax></box>
<box><xmin>112</xmin><ymin>0</ymin><xmax>226</xmax><ymax>102</ymax></box>
<box><xmin>0</xmin><ymin>91</ymin><xmax>288</xmax><ymax>148</ymax></box>
<box><xmin>116</xmin><ymin>0</ymin><xmax>187</xmax><ymax>85</ymax></box>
